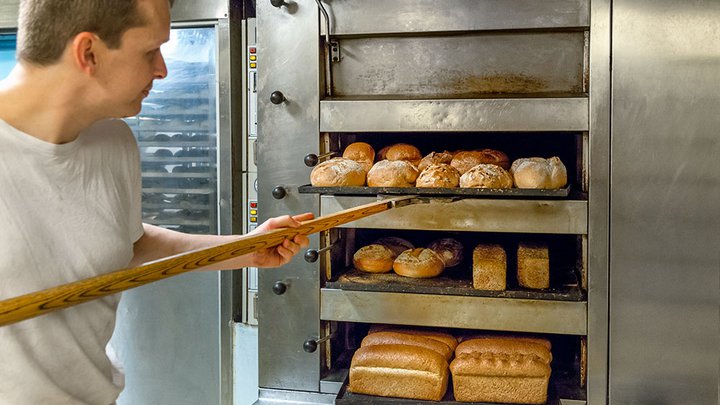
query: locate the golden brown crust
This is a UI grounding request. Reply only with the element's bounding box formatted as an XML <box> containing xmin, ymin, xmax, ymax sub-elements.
<box><xmin>451</xmin><ymin>149</ymin><xmax>510</xmax><ymax>174</ymax></box>
<box><xmin>353</xmin><ymin>244</ymin><xmax>395</xmax><ymax>273</ymax></box>
<box><xmin>472</xmin><ymin>243</ymin><xmax>507</xmax><ymax>291</ymax></box>
<box><xmin>367</xmin><ymin>326</ymin><xmax>458</xmax><ymax>352</ymax></box>
<box><xmin>416</xmin><ymin>164</ymin><xmax>461</xmax><ymax>188</ymax></box>
<box><xmin>455</xmin><ymin>338</ymin><xmax>552</xmax><ymax>363</ymax></box>
<box><xmin>310</xmin><ymin>157</ymin><xmax>366</xmax><ymax>187</ymax></box>
<box><xmin>457</xmin><ymin>334</ymin><xmax>552</xmax><ymax>351</ymax></box>
<box><xmin>450</xmin><ymin>352</ymin><xmax>551</xmax><ymax>377</ymax></box>
<box><xmin>362</xmin><ymin>331</ymin><xmax>453</xmax><ymax>360</ymax></box>
<box><xmin>459</xmin><ymin>164</ymin><xmax>513</xmax><ymax>189</ymax></box>
<box><xmin>385</xmin><ymin>143</ymin><xmax>422</xmax><ymax>167</ymax></box>
<box><xmin>342</xmin><ymin>142</ymin><xmax>375</xmax><ymax>173</ymax></box>
<box><xmin>393</xmin><ymin>248</ymin><xmax>446</xmax><ymax>278</ymax></box>
<box><xmin>366</xmin><ymin>160</ymin><xmax>419</xmax><ymax>187</ymax></box>
<box><xmin>418</xmin><ymin>151</ymin><xmax>454</xmax><ymax>172</ymax></box>
<box><xmin>510</xmin><ymin>156</ymin><xmax>567</xmax><ymax>189</ymax></box>
<box><xmin>427</xmin><ymin>238</ymin><xmax>464</xmax><ymax>267</ymax></box>
<box><xmin>373</xmin><ymin>237</ymin><xmax>414</xmax><ymax>257</ymax></box>
<box><xmin>517</xmin><ymin>242</ymin><xmax>550</xmax><ymax>289</ymax></box>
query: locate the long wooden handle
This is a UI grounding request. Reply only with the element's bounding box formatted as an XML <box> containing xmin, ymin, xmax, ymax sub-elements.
<box><xmin>0</xmin><ymin>196</ymin><xmax>415</xmax><ymax>327</ymax></box>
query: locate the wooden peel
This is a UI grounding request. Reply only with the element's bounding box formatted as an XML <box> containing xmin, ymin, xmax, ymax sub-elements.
<box><xmin>0</xmin><ymin>195</ymin><xmax>418</xmax><ymax>327</ymax></box>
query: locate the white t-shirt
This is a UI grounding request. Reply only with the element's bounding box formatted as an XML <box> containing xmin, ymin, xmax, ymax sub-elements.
<box><xmin>0</xmin><ymin>119</ymin><xmax>143</xmax><ymax>404</ymax></box>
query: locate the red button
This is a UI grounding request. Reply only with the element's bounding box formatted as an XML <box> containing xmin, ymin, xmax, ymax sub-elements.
<box><xmin>249</xmin><ymin>47</ymin><xmax>256</xmax><ymax>54</ymax></box>
<box><xmin>250</xmin><ymin>202</ymin><xmax>257</xmax><ymax>208</ymax></box>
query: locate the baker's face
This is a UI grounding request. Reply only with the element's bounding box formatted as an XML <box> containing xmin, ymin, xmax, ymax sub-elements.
<box><xmin>96</xmin><ymin>0</ymin><xmax>170</xmax><ymax>118</ymax></box>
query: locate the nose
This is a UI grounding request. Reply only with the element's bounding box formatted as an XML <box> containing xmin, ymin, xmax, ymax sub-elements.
<box><xmin>154</xmin><ymin>50</ymin><xmax>168</xmax><ymax>80</ymax></box>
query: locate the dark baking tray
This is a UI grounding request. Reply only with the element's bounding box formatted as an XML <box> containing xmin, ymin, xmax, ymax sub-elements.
<box><xmin>335</xmin><ymin>372</ymin><xmax>585</xmax><ymax>404</ymax></box>
<box><xmin>326</xmin><ymin>264</ymin><xmax>585</xmax><ymax>302</ymax></box>
<box><xmin>298</xmin><ymin>184</ymin><xmax>571</xmax><ymax>198</ymax></box>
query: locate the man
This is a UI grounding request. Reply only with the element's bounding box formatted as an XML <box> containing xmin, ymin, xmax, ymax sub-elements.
<box><xmin>0</xmin><ymin>0</ymin><xmax>310</xmax><ymax>403</ymax></box>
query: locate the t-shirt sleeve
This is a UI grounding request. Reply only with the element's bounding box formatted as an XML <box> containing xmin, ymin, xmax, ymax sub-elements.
<box><xmin>114</xmin><ymin>120</ymin><xmax>145</xmax><ymax>243</ymax></box>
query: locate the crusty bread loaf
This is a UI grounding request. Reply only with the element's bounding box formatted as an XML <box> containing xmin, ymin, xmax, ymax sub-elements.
<box><xmin>510</xmin><ymin>156</ymin><xmax>567</xmax><ymax>189</ymax></box>
<box><xmin>362</xmin><ymin>331</ymin><xmax>453</xmax><ymax>361</ymax></box>
<box><xmin>427</xmin><ymin>238</ymin><xmax>464</xmax><ymax>267</ymax></box>
<box><xmin>472</xmin><ymin>243</ymin><xmax>507</xmax><ymax>291</ymax></box>
<box><xmin>517</xmin><ymin>242</ymin><xmax>550</xmax><ymax>289</ymax></box>
<box><xmin>455</xmin><ymin>338</ymin><xmax>552</xmax><ymax>363</ymax></box>
<box><xmin>450</xmin><ymin>352</ymin><xmax>551</xmax><ymax>404</ymax></box>
<box><xmin>343</xmin><ymin>142</ymin><xmax>375</xmax><ymax>173</ymax></box>
<box><xmin>373</xmin><ymin>236</ymin><xmax>414</xmax><ymax>257</ymax></box>
<box><xmin>459</xmin><ymin>164</ymin><xmax>513</xmax><ymax>189</ymax></box>
<box><xmin>418</xmin><ymin>151</ymin><xmax>453</xmax><ymax>172</ymax></box>
<box><xmin>310</xmin><ymin>157</ymin><xmax>366</xmax><ymax>187</ymax></box>
<box><xmin>393</xmin><ymin>248</ymin><xmax>445</xmax><ymax>278</ymax></box>
<box><xmin>353</xmin><ymin>244</ymin><xmax>395</xmax><ymax>273</ymax></box>
<box><xmin>451</xmin><ymin>149</ymin><xmax>510</xmax><ymax>174</ymax></box>
<box><xmin>457</xmin><ymin>334</ymin><xmax>552</xmax><ymax>351</ymax></box>
<box><xmin>385</xmin><ymin>143</ymin><xmax>422</xmax><ymax>167</ymax></box>
<box><xmin>416</xmin><ymin>164</ymin><xmax>461</xmax><ymax>188</ymax></box>
<box><xmin>366</xmin><ymin>160</ymin><xmax>419</xmax><ymax>187</ymax></box>
<box><xmin>367</xmin><ymin>326</ymin><xmax>458</xmax><ymax>352</ymax></box>
<box><xmin>349</xmin><ymin>344</ymin><xmax>449</xmax><ymax>401</ymax></box>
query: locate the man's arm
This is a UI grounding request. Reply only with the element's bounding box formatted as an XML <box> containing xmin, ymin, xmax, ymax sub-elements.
<box><xmin>129</xmin><ymin>213</ymin><xmax>313</xmax><ymax>270</ymax></box>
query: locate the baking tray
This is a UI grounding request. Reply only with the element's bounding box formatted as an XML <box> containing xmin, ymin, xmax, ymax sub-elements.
<box><xmin>326</xmin><ymin>264</ymin><xmax>585</xmax><ymax>302</ymax></box>
<box><xmin>298</xmin><ymin>184</ymin><xmax>571</xmax><ymax>198</ymax></box>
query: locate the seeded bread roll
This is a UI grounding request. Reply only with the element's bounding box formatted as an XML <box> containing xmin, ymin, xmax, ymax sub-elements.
<box><xmin>459</xmin><ymin>164</ymin><xmax>513</xmax><ymax>189</ymax></box>
<box><xmin>517</xmin><ymin>242</ymin><xmax>550</xmax><ymax>289</ymax></box>
<box><xmin>451</xmin><ymin>149</ymin><xmax>510</xmax><ymax>174</ymax></box>
<box><xmin>427</xmin><ymin>238</ymin><xmax>464</xmax><ymax>267</ymax></box>
<box><xmin>416</xmin><ymin>164</ymin><xmax>461</xmax><ymax>188</ymax></box>
<box><xmin>353</xmin><ymin>244</ymin><xmax>395</xmax><ymax>273</ymax></box>
<box><xmin>373</xmin><ymin>237</ymin><xmax>414</xmax><ymax>257</ymax></box>
<box><xmin>472</xmin><ymin>243</ymin><xmax>507</xmax><ymax>291</ymax></box>
<box><xmin>362</xmin><ymin>331</ymin><xmax>454</xmax><ymax>361</ymax></box>
<box><xmin>510</xmin><ymin>156</ymin><xmax>568</xmax><ymax>189</ymax></box>
<box><xmin>349</xmin><ymin>344</ymin><xmax>449</xmax><ymax>401</ymax></box>
<box><xmin>310</xmin><ymin>157</ymin><xmax>366</xmax><ymax>187</ymax></box>
<box><xmin>367</xmin><ymin>160</ymin><xmax>419</xmax><ymax>187</ymax></box>
<box><xmin>393</xmin><ymin>248</ymin><xmax>445</xmax><ymax>278</ymax></box>
<box><xmin>385</xmin><ymin>143</ymin><xmax>422</xmax><ymax>167</ymax></box>
<box><xmin>418</xmin><ymin>151</ymin><xmax>454</xmax><ymax>172</ymax></box>
<box><xmin>342</xmin><ymin>142</ymin><xmax>375</xmax><ymax>173</ymax></box>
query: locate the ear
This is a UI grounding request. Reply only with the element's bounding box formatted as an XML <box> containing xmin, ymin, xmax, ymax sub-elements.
<box><xmin>71</xmin><ymin>32</ymin><xmax>101</xmax><ymax>75</ymax></box>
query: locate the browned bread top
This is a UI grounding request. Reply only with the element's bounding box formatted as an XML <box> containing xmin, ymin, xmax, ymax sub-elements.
<box><xmin>416</xmin><ymin>163</ymin><xmax>461</xmax><ymax>188</ymax></box>
<box><xmin>373</xmin><ymin>236</ymin><xmax>414</xmax><ymax>257</ymax></box>
<box><xmin>343</xmin><ymin>142</ymin><xmax>375</xmax><ymax>173</ymax></box>
<box><xmin>427</xmin><ymin>237</ymin><xmax>464</xmax><ymax>267</ymax></box>
<box><xmin>367</xmin><ymin>326</ymin><xmax>458</xmax><ymax>352</ymax></box>
<box><xmin>362</xmin><ymin>331</ymin><xmax>454</xmax><ymax>360</ymax></box>
<box><xmin>472</xmin><ymin>244</ymin><xmax>507</xmax><ymax>261</ymax></box>
<box><xmin>518</xmin><ymin>242</ymin><xmax>549</xmax><ymax>260</ymax></box>
<box><xmin>385</xmin><ymin>143</ymin><xmax>422</xmax><ymax>166</ymax></box>
<box><xmin>450</xmin><ymin>352</ymin><xmax>551</xmax><ymax>378</ymax></box>
<box><xmin>393</xmin><ymin>248</ymin><xmax>446</xmax><ymax>278</ymax></box>
<box><xmin>451</xmin><ymin>149</ymin><xmax>510</xmax><ymax>174</ymax></box>
<box><xmin>353</xmin><ymin>244</ymin><xmax>396</xmax><ymax>273</ymax></box>
<box><xmin>367</xmin><ymin>160</ymin><xmax>419</xmax><ymax>187</ymax></box>
<box><xmin>455</xmin><ymin>338</ymin><xmax>552</xmax><ymax>363</ymax></box>
<box><xmin>351</xmin><ymin>344</ymin><xmax>448</xmax><ymax>373</ymax></box>
<box><xmin>310</xmin><ymin>157</ymin><xmax>366</xmax><ymax>187</ymax></box>
<box><xmin>418</xmin><ymin>151</ymin><xmax>454</xmax><ymax>172</ymax></box>
<box><xmin>459</xmin><ymin>164</ymin><xmax>513</xmax><ymax>189</ymax></box>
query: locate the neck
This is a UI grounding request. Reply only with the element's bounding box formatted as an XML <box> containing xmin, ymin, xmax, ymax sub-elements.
<box><xmin>0</xmin><ymin>63</ymin><xmax>105</xmax><ymax>144</ymax></box>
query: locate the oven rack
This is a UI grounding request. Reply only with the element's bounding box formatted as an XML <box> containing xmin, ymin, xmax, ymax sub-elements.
<box><xmin>299</xmin><ymin>184</ymin><xmax>571</xmax><ymax>198</ymax></box>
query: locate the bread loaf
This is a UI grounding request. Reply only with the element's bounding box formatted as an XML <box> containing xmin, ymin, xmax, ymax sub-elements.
<box><xmin>427</xmin><ymin>238</ymin><xmax>464</xmax><ymax>267</ymax></box>
<box><xmin>450</xmin><ymin>352</ymin><xmax>551</xmax><ymax>404</ymax></box>
<box><xmin>367</xmin><ymin>326</ymin><xmax>458</xmax><ymax>352</ymax></box>
<box><xmin>342</xmin><ymin>142</ymin><xmax>375</xmax><ymax>173</ymax></box>
<box><xmin>510</xmin><ymin>156</ymin><xmax>567</xmax><ymax>189</ymax></box>
<box><xmin>455</xmin><ymin>338</ymin><xmax>552</xmax><ymax>363</ymax></box>
<box><xmin>517</xmin><ymin>242</ymin><xmax>550</xmax><ymax>289</ymax></box>
<box><xmin>385</xmin><ymin>143</ymin><xmax>422</xmax><ymax>167</ymax></box>
<box><xmin>310</xmin><ymin>157</ymin><xmax>366</xmax><ymax>187</ymax></box>
<box><xmin>349</xmin><ymin>344</ymin><xmax>449</xmax><ymax>401</ymax></box>
<box><xmin>393</xmin><ymin>248</ymin><xmax>445</xmax><ymax>278</ymax></box>
<box><xmin>362</xmin><ymin>331</ymin><xmax>453</xmax><ymax>361</ymax></box>
<box><xmin>450</xmin><ymin>149</ymin><xmax>510</xmax><ymax>174</ymax></box>
<box><xmin>472</xmin><ymin>243</ymin><xmax>506</xmax><ymax>291</ymax></box>
<box><xmin>416</xmin><ymin>164</ymin><xmax>461</xmax><ymax>188</ymax></box>
<box><xmin>418</xmin><ymin>151</ymin><xmax>453</xmax><ymax>172</ymax></box>
<box><xmin>373</xmin><ymin>236</ymin><xmax>414</xmax><ymax>257</ymax></box>
<box><xmin>459</xmin><ymin>164</ymin><xmax>513</xmax><ymax>189</ymax></box>
<box><xmin>353</xmin><ymin>244</ymin><xmax>395</xmax><ymax>273</ymax></box>
<box><xmin>366</xmin><ymin>160</ymin><xmax>419</xmax><ymax>187</ymax></box>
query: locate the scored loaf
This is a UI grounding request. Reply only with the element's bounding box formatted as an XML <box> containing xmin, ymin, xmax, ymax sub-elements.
<box><xmin>310</xmin><ymin>157</ymin><xmax>366</xmax><ymax>187</ymax></box>
<box><xmin>517</xmin><ymin>242</ymin><xmax>550</xmax><ymax>289</ymax></box>
<box><xmin>418</xmin><ymin>151</ymin><xmax>454</xmax><ymax>172</ymax></box>
<box><xmin>343</xmin><ymin>142</ymin><xmax>375</xmax><ymax>173</ymax></box>
<box><xmin>393</xmin><ymin>248</ymin><xmax>446</xmax><ymax>278</ymax></box>
<box><xmin>373</xmin><ymin>236</ymin><xmax>414</xmax><ymax>257</ymax></box>
<box><xmin>459</xmin><ymin>164</ymin><xmax>513</xmax><ymax>189</ymax></box>
<box><xmin>427</xmin><ymin>238</ymin><xmax>464</xmax><ymax>267</ymax></box>
<box><xmin>367</xmin><ymin>160</ymin><xmax>419</xmax><ymax>187</ymax></box>
<box><xmin>472</xmin><ymin>243</ymin><xmax>507</xmax><ymax>291</ymax></box>
<box><xmin>353</xmin><ymin>244</ymin><xmax>395</xmax><ymax>273</ymax></box>
<box><xmin>416</xmin><ymin>164</ymin><xmax>461</xmax><ymax>188</ymax></box>
<box><xmin>450</xmin><ymin>149</ymin><xmax>510</xmax><ymax>174</ymax></box>
<box><xmin>349</xmin><ymin>344</ymin><xmax>449</xmax><ymax>401</ymax></box>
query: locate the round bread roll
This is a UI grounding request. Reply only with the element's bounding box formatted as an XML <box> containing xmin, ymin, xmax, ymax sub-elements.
<box><xmin>310</xmin><ymin>157</ymin><xmax>366</xmax><ymax>187</ymax></box>
<box><xmin>427</xmin><ymin>238</ymin><xmax>464</xmax><ymax>267</ymax></box>
<box><xmin>418</xmin><ymin>151</ymin><xmax>453</xmax><ymax>172</ymax></box>
<box><xmin>385</xmin><ymin>143</ymin><xmax>422</xmax><ymax>167</ymax></box>
<box><xmin>376</xmin><ymin>145</ymin><xmax>391</xmax><ymax>161</ymax></box>
<box><xmin>366</xmin><ymin>160</ymin><xmax>419</xmax><ymax>187</ymax></box>
<box><xmin>416</xmin><ymin>163</ymin><xmax>461</xmax><ymax>188</ymax></box>
<box><xmin>459</xmin><ymin>164</ymin><xmax>513</xmax><ymax>189</ymax></box>
<box><xmin>510</xmin><ymin>156</ymin><xmax>567</xmax><ymax>189</ymax></box>
<box><xmin>393</xmin><ymin>248</ymin><xmax>445</xmax><ymax>278</ymax></box>
<box><xmin>450</xmin><ymin>149</ymin><xmax>510</xmax><ymax>174</ymax></box>
<box><xmin>353</xmin><ymin>244</ymin><xmax>395</xmax><ymax>273</ymax></box>
<box><xmin>373</xmin><ymin>236</ymin><xmax>414</xmax><ymax>257</ymax></box>
<box><xmin>343</xmin><ymin>142</ymin><xmax>375</xmax><ymax>173</ymax></box>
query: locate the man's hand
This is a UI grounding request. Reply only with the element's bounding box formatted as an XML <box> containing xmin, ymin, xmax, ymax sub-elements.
<box><xmin>249</xmin><ymin>212</ymin><xmax>314</xmax><ymax>268</ymax></box>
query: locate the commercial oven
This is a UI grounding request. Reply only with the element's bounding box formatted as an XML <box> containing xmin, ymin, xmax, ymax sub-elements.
<box><xmin>255</xmin><ymin>0</ymin><xmax>609</xmax><ymax>404</ymax></box>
